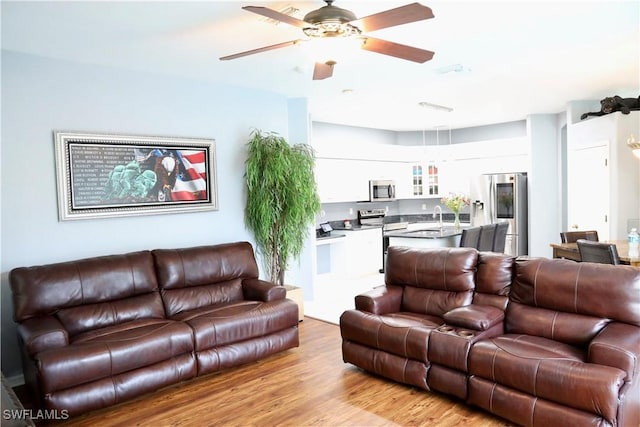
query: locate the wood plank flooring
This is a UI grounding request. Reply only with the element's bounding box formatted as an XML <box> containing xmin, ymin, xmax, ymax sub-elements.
<box><xmin>53</xmin><ymin>318</ymin><xmax>512</xmax><ymax>427</ymax></box>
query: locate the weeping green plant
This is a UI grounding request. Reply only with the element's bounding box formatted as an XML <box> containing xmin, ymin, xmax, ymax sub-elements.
<box><xmin>244</xmin><ymin>129</ymin><xmax>320</xmax><ymax>285</ymax></box>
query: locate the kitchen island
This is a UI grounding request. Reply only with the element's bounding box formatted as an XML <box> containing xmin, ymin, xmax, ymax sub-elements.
<box><xmin>386</xmin><ymin>225</ymin><xmax>465</xmax><ymax>248</ymax></box>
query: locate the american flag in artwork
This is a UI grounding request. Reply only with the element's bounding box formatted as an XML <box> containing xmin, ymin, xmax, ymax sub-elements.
<box><xmin>172</xmin><ymin>150</ymin><xmax>208</xmax><ymax>201</ymax></box>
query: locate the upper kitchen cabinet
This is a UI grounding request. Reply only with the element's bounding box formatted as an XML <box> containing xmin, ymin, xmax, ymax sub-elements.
<box><xmin>567</xmin><ymin>111</ymin><xmax>640</xmax><ymax>240</ymax></box>
<box><xmin>315</xmin><ymin>158</ymin><xmax>369</xmax><ymax>203</ymax></box>
<box><xmin>315</xmin><ymin>158</ymin><xmax>406</xmax><ymax>203</ymax></box>
<box><xmin>399</xmin><ymin>162</ymin><xmax>441</xmax><ymax>199</ymax></box>
<box><xmin>313</xmin><ymin>138</ymin><xmax>414</xmax><ymax>203</ymax></box>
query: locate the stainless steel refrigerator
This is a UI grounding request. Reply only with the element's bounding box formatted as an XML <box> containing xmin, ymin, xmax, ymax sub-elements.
<box><xmin>469</xmin><ymin>172</ymin><xmax>528</xmax><ymax>256</ymax></box>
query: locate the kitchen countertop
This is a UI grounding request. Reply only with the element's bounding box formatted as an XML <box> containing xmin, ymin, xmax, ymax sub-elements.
<box><xmin>331</xmin><ymin>224</ymin><xmax>382</xmax><ymax>231</ymax></box>
<box><xmin>316</xmin><ymin>232</ymin><xmax>346</xmax><ymax>241</ymax></box>
<box><xmin>385</xmin><ymin>225</ymin><xmax>467</xmax><ymax>239</ymax></box>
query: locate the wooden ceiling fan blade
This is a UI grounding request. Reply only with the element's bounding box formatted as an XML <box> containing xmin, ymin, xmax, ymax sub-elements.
<box><xmin>355</xmin><ymin>3</ymin><xmax>434</xmax><ymax>32</ymax></box>
<box><xmin>219</xmin><ymin>40</ymin><xmax>301</xmax><ymax>61</ymax></box>
<box><xmin>361</xmin><ymin>37</ymin><xmax>434</xmax><ymax>63</ymax></box>
<box><xmin>242</xmin><ymin>6</ymin><xmax>310</xmax><ymax>28</ymax></box>
<box><xmin>313</xmin><ymin>61</ymin><xmax>336</xmax><ymax>80</ymax></box>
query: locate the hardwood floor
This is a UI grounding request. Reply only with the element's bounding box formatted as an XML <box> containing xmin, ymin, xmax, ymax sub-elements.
<box><xmin>51</xmin><ymin>318</ymin><xmax>512</xmax><ymax>427</ymax></box>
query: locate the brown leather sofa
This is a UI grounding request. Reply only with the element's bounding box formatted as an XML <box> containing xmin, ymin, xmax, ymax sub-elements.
<box><xmin>340</xmin><ymin>246</ymin><xmax>640</xmax><ymax>427</ymax></box>
<box><xmin>10</xmin><ymin>242</ymin><xmax>299</xmax><ymax>417</ymax></box>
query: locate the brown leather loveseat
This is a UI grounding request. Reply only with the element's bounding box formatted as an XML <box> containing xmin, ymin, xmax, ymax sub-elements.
<box><xmin>10</xmin><ymin>242</ymin><xmax>299</xmax><ymax>417</ymax></box>
<box><xmin>340</xmin><ymin>246</ymin><xmax>640</xmax><ymax>426</ymax></box>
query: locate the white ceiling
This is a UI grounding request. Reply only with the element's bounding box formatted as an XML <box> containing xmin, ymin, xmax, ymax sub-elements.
<box><xmin>2</xmin><ymin>0</ymin><xmax>639</xmax><ymax>131</ymax></box>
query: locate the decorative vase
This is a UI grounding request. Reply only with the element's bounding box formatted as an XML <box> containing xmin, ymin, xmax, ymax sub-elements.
<box><xmin>453</xmin><ymin>211</ymin><xmax>460</xmax><ymax>230</ymax></box>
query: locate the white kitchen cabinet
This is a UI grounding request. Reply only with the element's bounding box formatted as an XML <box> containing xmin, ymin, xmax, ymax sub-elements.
<box><xmin>315</xmin><ymin>158</ymin><xmax>369</xmax><ymax>203</ymax></box>
<box><xmin>316</xmin><ymin>158</ymin><xmax>409</xmax><ymax>203</ymax></box>
<box><xmin>567</xmin><ymin>111</ymin><xmax>640</xmax><ymax>240</ymax></box>
<box><xmin>396</xmin><ymin>161</ymin><xmax>441</xmax><ymax>199</ymax></box>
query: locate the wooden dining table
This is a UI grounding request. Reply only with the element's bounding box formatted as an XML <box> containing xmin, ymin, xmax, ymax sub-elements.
<box><xmin>550</xmin><ymin>240</ymin><xmax>640</xmax><ymax>267</ymax></box>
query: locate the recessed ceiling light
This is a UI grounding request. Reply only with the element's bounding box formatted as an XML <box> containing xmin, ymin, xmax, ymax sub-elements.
<box><xmin>342</xmin><ymin>89</ymin><xmax>354</xmax><ymax>95</ymax></box>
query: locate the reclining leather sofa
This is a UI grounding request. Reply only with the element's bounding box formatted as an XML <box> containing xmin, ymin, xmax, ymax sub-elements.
<box><xmin>10</xmin><ymin>242</ymin><xmax>299</xmax><ymax>417</ymax></box>
<box><xmin>340</xmin><ymin>246</ymin><xmax>640</xmax><ymax>427</ymax></box>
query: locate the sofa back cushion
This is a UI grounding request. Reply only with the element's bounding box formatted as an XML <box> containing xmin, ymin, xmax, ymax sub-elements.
<box><xmin>386</xmin><ymin>246</ymin><xmax>476</xmax><ymax>317</ymax></box>
<box><xmin>507</xmin><ymin>257</ymin><xmax>640</xmax><ymax>345</ymax></box>
<box><xmin>152</xmin><ymin>242</ymin><xmax>259</xmax><ymax>317</ymax></box>
<box><xmin>10</xmin><ymin>251</ymin><xmax>164</xmax><ymax>336</ymax></box>
<box><xmin>474</xmin><ymin>252</ymin><xmax>514</xmax><ymax>310</ymax></box>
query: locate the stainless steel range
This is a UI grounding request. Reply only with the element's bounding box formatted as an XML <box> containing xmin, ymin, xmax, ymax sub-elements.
<box><xmin>358</xmin><ymin>209</ymin><xmax>385</xmax><ymax>226</ymax></box>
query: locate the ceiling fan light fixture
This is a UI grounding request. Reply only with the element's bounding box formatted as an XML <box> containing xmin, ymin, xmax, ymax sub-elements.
<box><xmin>303</xmin><ymin>22</ymin><xmax>361</xmax><ymax>38</ymax></box>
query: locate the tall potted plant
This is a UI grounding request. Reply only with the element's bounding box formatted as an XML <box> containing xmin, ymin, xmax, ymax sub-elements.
<box><xmin>244</xmin><ymin>129</ymin><xmax>320</xmax><ymax>285</ymax></box>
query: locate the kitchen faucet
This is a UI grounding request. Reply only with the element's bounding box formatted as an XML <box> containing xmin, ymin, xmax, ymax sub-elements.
<box><xmin>433</xmin><ymin>205</ymin><xmax>443</xmax><ymax>230</ymax></box>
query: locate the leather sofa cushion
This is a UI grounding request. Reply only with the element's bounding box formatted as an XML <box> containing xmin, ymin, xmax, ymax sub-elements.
<box><xmin>506</xmin><ymin>301</ymin><xmax>610</xmax><ymax>346</ymax></box>
<box><xmin>513</xmin><ymin>258</ymin><xmax>640</xmax><ymax>326</ymax></box>
<box><xmin>56</xmin><ymin>292</ymin><xmax>165</xmax><ymax>336</ymax></box>
<box><xmin>153</xmin><ymin>242</ymin><xmax>259</xmax><ymax>289</ymax></box>
<box><xmin>475</xmin><ymin>252</ymin><xmax>514</xmax><ymax>310</ymax></box>
<box><xmin>340</xmin><ymin>309</ymin><xmax>441</xmax><ymax>362</ymax></box>
<box><xmin>38</xmin><ymin>319</ymin><xmax>194</xmax><ymax>393</ymax></box>
<box><xmin>161</xmin><ymin>279</ymin><xmax>245</xmax><ymax>318</ymax></box>
<box><xmin>10</xmin><ymin>251</ymin><xmax>158</xmax><ymax>322</ymax></box>
<box><xmin>402</xmin><ymin>287</ymin><xmax>473</xmax><ymax>317</ymax></box>
<box><xmin>469</xmin><ymin>334</ymin><xmax>626</xmax><ymax>422</ymax></box>
<box><xmin>153</xmin><ymin>243</ymin><xmax>260</xmax><ymax>317</ymax></box>
<box><xmin>386</xmin><ymin>247</ymin><xmax>477</xmax><ymax>292</ymax></box>
<box><xmin>175</xmin><ymin>300</ymin><xmax>298</xmax><ymax>350</ymax></box>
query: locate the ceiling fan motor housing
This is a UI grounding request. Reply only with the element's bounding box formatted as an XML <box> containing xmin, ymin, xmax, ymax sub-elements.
<box><xmin>303</xmin><ymin>3</ymin><xmax>361</xmax><ymax>38</ymax></box>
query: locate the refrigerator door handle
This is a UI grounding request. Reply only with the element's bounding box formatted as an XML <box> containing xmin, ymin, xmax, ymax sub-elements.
<box><xmin>488</xmin><ymin>176</ymin><xmax>495</xmax><ymax>223</ymax></box>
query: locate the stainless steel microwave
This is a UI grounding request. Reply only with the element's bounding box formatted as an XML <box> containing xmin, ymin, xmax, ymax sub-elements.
<box><xmin>369</xmin><ymin>180</ymin><xmax>396</xmax><ymax>202</ymax></box>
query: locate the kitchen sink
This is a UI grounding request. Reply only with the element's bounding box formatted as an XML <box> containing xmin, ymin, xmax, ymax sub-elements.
<box><xmin>400</xmin><ymin>227</ymin><xmax>459</xmax><ymax>237</ymax></box>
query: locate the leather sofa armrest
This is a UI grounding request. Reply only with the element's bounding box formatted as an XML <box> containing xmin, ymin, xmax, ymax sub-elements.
<box><xmin>17</xmin><ymin>316</ymin><xmax>69</xmax><ymax>357</ymax></box>
<box><xmin>589</xmin><ymin>322</ymin><xmax>640</xmax><ymax>382</ymax></box>
<box><xmin>354</xmin><ymin>285</ymin><xmax>402</xmax><ymax>314</ymax></box>
<box><xmin>442</xmin><ymin>305</ymin><xmax>504</xmax><ymax>331</ymax></box>
<box><xmin>242</xmin><ymin>279</ymin><xmax>287</xmax><ymax>302</ymax></box>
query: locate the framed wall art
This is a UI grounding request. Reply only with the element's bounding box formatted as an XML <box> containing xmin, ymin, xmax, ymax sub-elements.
<box><xmin>54</xmin><ymin>131</ymin><xmax>218</xmax><ymax>221</ymax></box>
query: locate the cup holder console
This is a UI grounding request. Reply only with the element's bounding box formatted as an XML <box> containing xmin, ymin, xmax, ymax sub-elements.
<box><xmin>436</xmin><ymin>325</ymin><xmax>475</xmax><ymax>339</ymax></box>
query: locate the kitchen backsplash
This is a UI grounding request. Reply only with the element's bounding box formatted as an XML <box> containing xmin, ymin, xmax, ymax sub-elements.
<box><xmin>317</xmin><ymin>199</ymin><xmax>471</xmax><ymax>226</ymax></box>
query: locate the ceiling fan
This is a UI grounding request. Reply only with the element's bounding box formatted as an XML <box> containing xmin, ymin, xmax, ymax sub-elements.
<box><xmin>220</xmin><ymin>1</ymin><xmax>435</xmax><ymax>80</ymax></box>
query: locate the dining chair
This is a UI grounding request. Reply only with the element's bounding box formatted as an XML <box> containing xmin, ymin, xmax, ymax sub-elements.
<box><xmin>477</xmin><ymin>224</ymin><xmax>497</xmax><ymax>251</ymax></box>
<box><xmin>459</xmin><ymin>226</ymin><xmax>481</xmax><ymax>248</ymax></box>
<box><xmin>492</xmin><ymin>222</ymin><xmax>509</xmax><ymax>253</ymax></box>
<box><xmin>560</xmin><ymin>230</ymin><xmax>599</xmax><ymax>243</ymax></box>
<box><xmin>576</xmin><ymin>239</ymin><xmax>620</xmax><ymax>265</ymax></box>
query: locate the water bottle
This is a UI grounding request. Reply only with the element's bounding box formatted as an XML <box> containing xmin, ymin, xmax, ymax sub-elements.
<box><xmin>629</xmin><ymin>228</ymin><xmax>640</xmax><ymax>258</ymax></box>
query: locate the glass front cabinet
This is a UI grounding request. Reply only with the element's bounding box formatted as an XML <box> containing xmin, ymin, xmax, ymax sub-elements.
<box><xmin>410</xmin><ymin>162</ymin><xmax>439</xmax><ymax>197</ymax></box>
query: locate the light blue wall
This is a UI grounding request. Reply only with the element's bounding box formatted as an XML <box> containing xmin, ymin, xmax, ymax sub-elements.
<box><xmin>395</xmin><ymin>121</ymin><xmax>527</xmax><ymax>146</ymax></box>
<box><xmin>527</xmin><ymin>114</ymin><xmax>562</xmax><ymax>257</ymax></box>
<box><xmin>0</xmin><ymin>51</ymin><xmax>291</xmax><ymax>379</ymax></box>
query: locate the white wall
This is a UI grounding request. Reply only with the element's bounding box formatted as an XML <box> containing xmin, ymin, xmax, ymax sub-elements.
<box><xmin>0</xmin><ymin>51</ymin><xmax>291</xmax><ymax>379</ymax></box>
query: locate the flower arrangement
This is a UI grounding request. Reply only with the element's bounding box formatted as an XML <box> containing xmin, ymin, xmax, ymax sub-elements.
<box><xmin>441</xmin><ymin>192</ymin><xmax>470</xmax><ymax>229</ymax></box>
<box><xmin>441</xmin><ymin>192</ymin><xmax>470</xmax><ymax>214</ymax></box>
